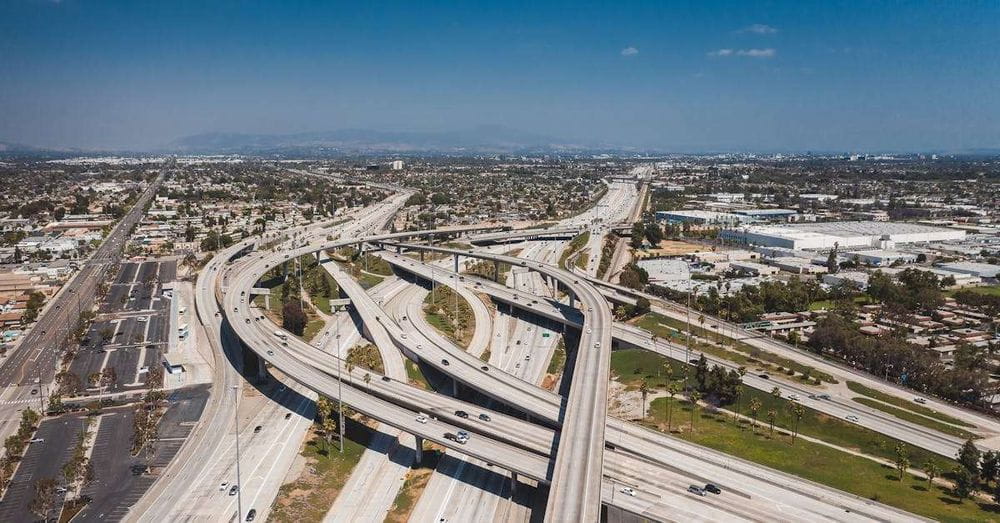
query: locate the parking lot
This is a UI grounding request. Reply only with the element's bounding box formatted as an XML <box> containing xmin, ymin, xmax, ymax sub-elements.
<box><xmin>0</xmin><ymin>413</ymin><xmax>87</xmax><ymax>522</ymax></box>
<box><xmin>75</xmin><ymin>384</ymin><xmax>209</xmax><ymax>522</ymax></box>
<box><xmin>67</xmin><ymin>261</ymin><xmax>176</xmax><ymax>396</ymax></box>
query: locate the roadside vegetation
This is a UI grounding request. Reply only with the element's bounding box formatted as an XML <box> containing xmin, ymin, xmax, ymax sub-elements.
<box><xmin>385</xmin><ymin>442</ymin><xmax>443</xmax><ymax>523</ymax></box>
<box><xmin>846</xmin><ymin>381</ymin><xmax>977</xmax><ymax>428</ymax></box>
<box><xmin>558</xmin><ymin>231</ymin><xmax>589</xmax><ymax>269</ymax></box>
<box><xmin>423</xmin><ymin>285</ymin><xmax>475</xmax><ymax>348</ymax></box>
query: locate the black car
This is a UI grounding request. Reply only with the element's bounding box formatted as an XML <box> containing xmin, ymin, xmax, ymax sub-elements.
<box><xmin>441</xmin><ymin>359</ymin><xmax>450</xmax><ymax>366</ymax></box>
<box><xmin>229</xmin><ymin>485</ymin><xmax>239</xmax><ymax>496</ymax></box>
<box><xmin>704</xmin><ymin>483</ymin><xmax>722</xmax><ymax>494</ymax></box>
<box><xmin>381</xmin><ymin>376</ymin><xmax>391</xmax><ymax>382</ymax></box>
<box><xmin>455</xmin><ymin>410</ymin><xmax>469</xmax><ymax>418</ymax></box>
<box><xmin>758</xmin><ymin>373</ymin><xmax>770</xmax><ymax>380</ymax></box>
<box><xmin>254</xmin><ymin>425</ymin><xmax>262</xmax><ymax>433</ymax></box>
<box><xmin>285</xmin><ymin>413</ymin><xmax>292</xmax><ymax>420</ymax></box>
<box><xmin>246</xmin><ymin>509</ymin><xmax>257</xmax><ymax>521</ymax></box>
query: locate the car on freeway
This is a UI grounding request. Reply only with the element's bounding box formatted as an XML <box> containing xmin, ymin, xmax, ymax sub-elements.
<box><xmin>525</xmin><ymin>354</ymin><xmax>531</xmax><ymax>361</ymax></box>
<box><xmin>219</xmin><ymin>482</ymin><xmax>229</xmax><ymax>491</ymax></box>
<box><xmin>704</xmin><ymin>483</ymin><xmax>722</xmax><ymax>494</ymax></box>
<box><xmin>267</xmin><ymin>350</ymin><xmax>274</xmax><ymax>356</ymax></box>
<box><xmin>246</xmin><ymin>509</ymin><xmax>257</xmax><ymax>521</ymax></box>
<box><xmin>788</xmin><ymin>394</ymin><xmax>799</xmax><ymax>401</ymax></box>
<box><xmin>31</xmin><ymin>389</ymin><xmax>37</xmax><ymax>395</ymax></box>
<box><xmin>30</xmin><ymin>438</ymin><xmax>44</xmax><ymax>443</ymax></box>
<box><xmin>478</xmin><ymin>413</ymin><xmax>491</xmax><ymax>422</ymax></box>
<box><xmin>441</xmin><ymin>359</ymin><xmax>450</xmax><ymax>366</ymax></box>
<box><xmin>415</xmin><ymin>415</ymin><xmax>428</xmax><ymax>424</ymax></box>
<box><xmin>229</xmin><ymin>485</ymin><xmax>240</xmax><ymax>496</ymax></box>
<box><xmin>285</xmin><ymin>413</ymin><xmax>292</xmax><ymax>420</ymax></box>
<box><xmin>758</xmin><ymin>373</ymin><xmax>770</xmax><ymax>380</ymax></box>
<box><xmin>455</xmin><ymin>410</ymin><xmax>469</xmax><ymax>418</ymax></box>
<box><xmin>619</xmin><ymin>487</ymin><xmax>636</xmax><ymax>497</ymax></box>
<box><xmin>455</xmin><ymin>430</ymin><xmax>470</xmax><ymax>444</ymax></box>
<box><xmin>914</xmin><ymin>397</ymin><xmax>927</xmax><ymax>404</ymax></box>
<box><xmin>254</xmin><ymin>425</ymin><xmax>262</xmax><ymax>433</ymax></box>
<box><xmin>846</xmin><ymin>415</ymin><xmax>860</xmax><ymax>423</ymax></box>
<box><xmin>687</xmin><ymin>485</ymin><xmax>706</xmax><ymax>496</ymax></box>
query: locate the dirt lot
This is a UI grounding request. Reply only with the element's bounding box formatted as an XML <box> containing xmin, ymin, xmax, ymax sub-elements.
<box><xmin>640</xmin><ymin>239</ymin><xmax>708</xmax><ymax>257</ymax></box>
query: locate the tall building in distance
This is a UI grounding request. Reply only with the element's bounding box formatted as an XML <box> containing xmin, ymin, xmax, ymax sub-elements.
<box><xmin>391</xmin><ymin>160</ymin><xmax>404</xmax><ymax>171</ymax></box>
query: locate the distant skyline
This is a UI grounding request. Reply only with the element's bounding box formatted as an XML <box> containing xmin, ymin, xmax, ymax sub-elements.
<box><xmin>1</xmin><ymin>0</ymin><xmax>998</xmax><ymax>152</ymax></box>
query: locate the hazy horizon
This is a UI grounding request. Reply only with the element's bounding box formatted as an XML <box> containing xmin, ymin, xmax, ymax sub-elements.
<box><xmin>2</xmin><ymin>1</ymin><xmax>998</xmax><ymax>152</ymax></box>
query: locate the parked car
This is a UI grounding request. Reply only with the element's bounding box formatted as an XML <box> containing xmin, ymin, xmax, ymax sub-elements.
<box><xmin>246</xmin><ymin>509</ymin><xmax>256</xmax><ymax>521</ymax></box>
<box><xmin>219</xmin><ymin>482</ymin><xmax>229</xmax><ymax>491</ymax></box>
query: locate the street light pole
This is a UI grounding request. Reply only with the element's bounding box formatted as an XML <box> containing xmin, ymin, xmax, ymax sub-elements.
<box><xmin>336</xmin><ymin>316</ymin><xmax>344</xmax><ymax>453</ymax></box>
<box><xmin>231</xmin><ymin>385</ymin><xmax>243</xmax><ymax>521</ymax></box>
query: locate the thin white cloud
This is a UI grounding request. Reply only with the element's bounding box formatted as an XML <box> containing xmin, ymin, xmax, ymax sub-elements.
<box><xmin>708</xmin><ymin>48</ymin><xmax>775</xmax><ymax>58</ymax></box>
<box><xmin>738</xmin><ymin>48</ymin><xmax>776</xmax><ymax>58</ymax></box>
<box><xmin>740</xmin><ymin>24</ymin><xmax>778</xmax><ymax>35</ymax></box>
<box><xmin>708</xmin><ymin>49</ymin><xmax>734</xmax><ymax>57</ymax></box>
<box><xmin>620</xmin><ymin>46</ymin><xmax>639</xmax><ymax>57</ymax></box>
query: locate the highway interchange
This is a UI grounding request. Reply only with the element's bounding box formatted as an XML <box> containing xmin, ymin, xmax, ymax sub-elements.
<box><xmin>113</xmin><ymin>169</ymin><xmax>997</xmax><ymax>521</ymax></box>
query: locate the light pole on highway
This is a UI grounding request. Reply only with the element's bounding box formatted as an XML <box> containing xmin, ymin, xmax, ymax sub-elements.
<box><xmin>231</xmin><ymin>385</ymin><xmax>244</xmax><ymax>521</ymax></box>
<box><xmin>336</xmin><ymin>316</ymin><xmax>345</xmax><ymax>453</ymax></box>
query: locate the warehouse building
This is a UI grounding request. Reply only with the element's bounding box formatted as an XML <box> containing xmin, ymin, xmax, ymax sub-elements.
<box><xmin>720</xmin><ymin>221</ymin><xmax>965</xmax><ymax>251</ymax></box>
<box><xmin>655</xmin><ymin>210</ymin><xmax>749</xmax><ymax>226</ymax></box>
<box><xmin>937</xmin><ymin>262</ymin><xmax>1000</xmax><ymax>280</ymax></box>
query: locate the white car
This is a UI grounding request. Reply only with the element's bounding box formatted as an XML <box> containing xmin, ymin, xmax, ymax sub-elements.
<box><xmin>914</xmin><ymin>397</ymin><xmax>927</xmax><ymax>404</ymax></box>
<box><xmin>788</xmin><ymin>394</ymin><xmax>799</xmax><ymax>401</ymax></box>
<box><xmin>219</xmin><ymin>482</ymin><xmax>229</xmax><ymax>491</ymax></box>
<box><xmin>846</xmin><ymin>415</ymin><xmax>860</xmax><ymax>423</ymax></box>
<box><xmin>415</xmin><ymin>415</ymin><xmax>428</xmax><ymax>424</ymax></box>
<box><xmin>620</xmin><ymin>487</ymin><xmax>636</xmax><ymax>497</ymax></box>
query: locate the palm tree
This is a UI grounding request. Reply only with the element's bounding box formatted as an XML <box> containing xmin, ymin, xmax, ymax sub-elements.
<box><xmin>363</xmin><ymin>372</ymin><xmax>371</xmax><ymax>392</ymax></box>
<box><xmin>732</xmin><ymin>387</ymin><xmax>744</xmax><ymax>426</ymax></box>
<box><xmin>791</xmin><ymin>404</ymin><xmax>805</xmax><ymax>443</ymax></box>
<box><xmin>766</xmin><ymin>409</ymin><xmax>777</xmax><ymax>436</ymax></box>
<box><xmin>924</xmin><ymin>461</ymin><xmax>940</xmax><ymax>489</ymax></box>
<box><xmin>689</xmin><ymin>391</ymin><xmax>702</xmax><ymax>432</ymax></box>
<box><xmin>666</xmin><ymin>384</ymin><xmax>677</xmax><ymax>432</ymax></box>
<box><xmin>346</xmin><ymin>362</ymin><xmax>355</xmax><ymax>384</ymax></box>
<box><xmin>770</xmin><ymin>386</ymin><xmax>781</xmax><ymax>400</ymax></box>
<box><xmin>639</xmin><ymin>379</ymin><xmax>650</xmax><ymax>419</ymax></box>
<box><xmin>748</xmin><ymin>398</ymin><xmax>762</xmax><ymax>433</ymax></box>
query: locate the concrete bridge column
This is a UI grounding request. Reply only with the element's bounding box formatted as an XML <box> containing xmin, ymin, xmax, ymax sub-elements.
<box><xmin>396</xmin><ymin>244</ymin><xmax>402</xmax><ymax>254</ymax></box>
<box><xmin>510</xmin><ymin>472</ymin><xmax>518</xmax><ymax>496</ymax></box>
<box><xmin>452</xmin><ymin>378</ymin><xmax>459</xmax><ymax>397</ymax></box>
<box><xmin>264</xmin><ymin>295</ymin><xmax>270</xmax><ymax>310</ymax></box>
<box><xmin>414</xmin><ymin>435</ymin><xmax>424</xmax><ymax>465</ymax></box>
<box><xmin>493</xmin><ymin>260</ymin><xmax>500</xmax><ymax>282</ymax></box>
<box><xmin>569</xmin><ymin>293</ymin><xmax>575</xmax><ymax>308</ymax></box>
<box><xmin>454</xmin><ymin>254</ymin><xmax>459</xmax><ymax>274</ymax></box>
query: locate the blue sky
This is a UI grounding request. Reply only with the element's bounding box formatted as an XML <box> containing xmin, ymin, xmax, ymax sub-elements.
<box><xmin>1</xmin><ymin>0</ymin><xmax>998</xmax><ymax>151</ymax></box>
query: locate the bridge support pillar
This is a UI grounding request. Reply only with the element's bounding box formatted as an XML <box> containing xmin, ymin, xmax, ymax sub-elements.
<box><xmin>264</xmin><ymin>295</ymin><xmax>270</xmax><ymax>310</ymax></box>
<box><xmin>454</xmin><ymin>254</ymin><xmax>459</xmax><ymax>274</ymax></box>
<box><xmin>510</xmin><ymin>472</ymin><xmax>518</xmax><ymax>497</ymax></box>
<box><xmin>452</xmin><ymin>378</ymin><xmax>459</xmax><ymax>397</ymax></box>
<box><xmin>414</xmin><ymin>435</ymin><xmax>424</xmax><ymax>465</ymax></box>
<box><xmin>569</xmin><ymin>293</ymin><xmax>575</xmax><ymax>308</ymax></box>
<box><xmin>420</xmin><ymin>251</ymin><xmax>425</xmax><ymax>262</ymax></box>
<box><xmin>396</xmin><ymin>245</ymin><xmax>401</xmax><ymax>254</ymax></box>
<box><xmin>493</xmin><ymin>260</ymin><xmax>500</xmax><ymax>282</ymax></box>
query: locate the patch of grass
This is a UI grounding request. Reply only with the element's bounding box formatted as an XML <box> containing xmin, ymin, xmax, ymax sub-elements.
<box><xmin>270</xmin><ymin>423</ymin><xmax>371</xmax><ymax>523</ymax></box>
<box><xmin>479</xmin><ymin>349</ymin><xmax>491</xmax><ymax>362</ymax></box>
<box><xmin>644</xmin><ymin>399</ymin><xmax>988</xmax><ymax>523</ymax></box>
<box><xmin>357</xmin><ymin>272</ymin><xmax>384</xmax><ymax>289</ymax></box>
<box><xmin>423</xmin><ymin>285</ymin><xmax>475</xmax><ymax>348</ymax></box>
<box><xmin>574</xmin><ymin>248</ymin><xmax>589</xmax><ymax>269</ymax></box>
<box><xmin>610</xmin><ymin>349</ymin><xmax>953</xmax><ymax>471</ymax></box>
<box><xmin>385</xmin><ymin>446</ymin><xmax>442</xmax><ymax>523</ymax></box>
<box><xmin>405</xmin><ymin>360</ymin><xmax>429</xmax><ymax>390</ymax></box>
<box><xmin>634</xmin><ymin>312</ymin><xmax>836</xmax><ymax>384</ymax></box>
<box><xmin>847</xmin><ymin>381</ymin><xmax>977</xmax><ymax>428</ymax></box>
<box><xmin>547</xmin><ymin>337</ymin><xmax>567</xmax><ymax>375</ymax></box>
<box><xmin>303</xmin><ymin>317</ymin><xmax>325</xmax><ymax>342</ymax></box>
<box><xmin>559</xmin><ymin>231</ymin><xmax>590</xmax><ymax>269</ymax></box>
<box><xmin>346</xmin><ymin>344</ymin><xmax>384</xmax><ymax>374</ymax></box>
<box><xmin>853</xmin><ymin>397</ymin><xmax>978</xmax><ymax>439</ymax></box>
<box><xmin>946</xmin><ymin>286</ymin><xmax>1000</xmax><ymax>297</ymax></box>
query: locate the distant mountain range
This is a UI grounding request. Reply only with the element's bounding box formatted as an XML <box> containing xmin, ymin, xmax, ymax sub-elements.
<box><xmin>167</xmin><ymin>125</ymin><xmax>611</xmax><ymax>154</ymax></box>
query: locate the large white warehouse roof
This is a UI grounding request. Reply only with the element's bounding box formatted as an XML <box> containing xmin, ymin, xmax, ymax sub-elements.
<box><xmin>722</xmin><ymin>221</ymin><xmax>965</xmax><ymax>250</ymax></box>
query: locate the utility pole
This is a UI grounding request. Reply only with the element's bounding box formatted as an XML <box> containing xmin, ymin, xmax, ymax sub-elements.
<box><xmin>232</xmin><ymin>385</ymin><xmax>244</xmax><ymax>521</ymax></box>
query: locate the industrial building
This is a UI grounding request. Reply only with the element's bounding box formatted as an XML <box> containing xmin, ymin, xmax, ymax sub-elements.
<box><xmin>720</xmin><ymin>221</ymin><xmax>965</xmax><ymax>251</ymax></box>
<box><xmin>937</xmin><ymin>262</ymin><xmax>1000</xmax><ymax>279</ymax></box>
